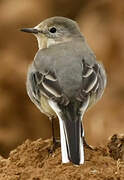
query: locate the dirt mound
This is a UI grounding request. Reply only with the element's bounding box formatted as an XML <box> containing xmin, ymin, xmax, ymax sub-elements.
<box><xmin>0</xmin><ymin>134</ymin><xmax>124</xmax><ymax>180</ymax></box>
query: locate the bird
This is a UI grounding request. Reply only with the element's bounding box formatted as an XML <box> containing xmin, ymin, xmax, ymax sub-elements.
<box><xmin>21</xmin><ymin>16</ymin><xmax>107</xmax><ymax>165</ymax></box>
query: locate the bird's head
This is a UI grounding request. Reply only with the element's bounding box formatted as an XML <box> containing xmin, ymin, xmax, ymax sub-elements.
<box><xmin>21</xmin><ymin>16</ymin><xmax>83</xmax><ymax>49</ymax></box>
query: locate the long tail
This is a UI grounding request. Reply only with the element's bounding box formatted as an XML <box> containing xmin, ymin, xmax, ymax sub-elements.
<box><xmin>60</xmin><ymin>104</ymin><xmax>84</xmax><ymax>165</ymax></box>
<box><xmin>63</xmin><ymin>117</ymin><xmax>83</xmax><ymax>164</ymax></box>
<box><xmin>48</xmin><ymin>100</ymin><xmax>85</xmax><ymax>165</ymax></box>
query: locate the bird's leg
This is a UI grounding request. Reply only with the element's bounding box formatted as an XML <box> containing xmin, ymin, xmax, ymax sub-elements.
<box><xmin>51</xmin><ymin>116</ymin><xmax>56</xmax><ymax>151</ymax></box>
<box><xmin>83</xmin><ymin>137</ymin><xmax>93</xmax><ymax>150</ymax></box>
<box><xmin>48</xmin><ymin>116</ymin><xmax>60</xmax><ymax>154</ymax></box>
<box><xmin>81</xmin><ymin>124</ymin><xmax>92</xmax><ymax>150</ymax></box>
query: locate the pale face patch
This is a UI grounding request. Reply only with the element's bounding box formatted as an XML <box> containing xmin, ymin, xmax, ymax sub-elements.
<box><xmin>36</xmin><ymin>35</ymin><xmax>48</xmax><ymax>49</ymax></box>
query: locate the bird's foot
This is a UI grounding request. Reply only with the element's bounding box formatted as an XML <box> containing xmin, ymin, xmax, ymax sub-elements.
<box><xmin>48</xmin><ymin>138</ymin><xmax>60</xmax><ymax>155</ymax></box>
<box><xmin>83</xmin><ymin>137</ymin><xmax>93</xmax><ymax>150</ymax></box>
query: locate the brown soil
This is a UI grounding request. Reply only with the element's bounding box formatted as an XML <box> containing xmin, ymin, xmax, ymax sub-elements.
<box><xmin>0</xmin><ymin>134</ymin><xmax>124</xmax><ymax>180</ymax></box>
<box><xmin>1</xmin><ymin>0</ymin><xmax>124</xmax><ymax>160</ymax></box>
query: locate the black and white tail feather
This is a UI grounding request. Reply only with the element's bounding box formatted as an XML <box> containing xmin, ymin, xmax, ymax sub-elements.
<box><xmin>27</xmin><ymin>58</ymin><xmax>106</xmax><ymax>165</ymax></box>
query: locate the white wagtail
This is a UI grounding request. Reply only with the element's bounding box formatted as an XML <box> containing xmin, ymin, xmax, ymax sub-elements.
<box><xmin>21</xmin><ymin>16</ymin><xmax>107</xmax><ymax>165</ymax></box>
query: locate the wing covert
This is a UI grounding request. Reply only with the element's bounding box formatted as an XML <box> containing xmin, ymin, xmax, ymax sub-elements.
<box><xmin>77</xmin><ymin>58</ymin><xmax>102</xmax><ymax>102</ymax></box>
<box><xmin>27</xmin><ymin>67</ymin><xmax>69</xmax><ymax>108</ymax></box>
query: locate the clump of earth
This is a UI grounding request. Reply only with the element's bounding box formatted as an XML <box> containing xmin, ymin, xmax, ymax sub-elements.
<box><xmin>0</xmin><ymin>134</ymin><xmax>124</xmax><ymax>180</ymax></box>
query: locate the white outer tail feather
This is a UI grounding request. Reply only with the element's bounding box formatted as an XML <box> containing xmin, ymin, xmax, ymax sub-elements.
<box><xmin>48</xmin><ymin>99</ymin><xmax>89</xmax><ymax>165</ymax></box>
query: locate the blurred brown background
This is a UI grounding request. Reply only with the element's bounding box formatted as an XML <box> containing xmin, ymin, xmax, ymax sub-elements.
<box><xmin>0</xmin><ymin>0</ymin><xmax>124</xmax><ymax>157</ymax></box>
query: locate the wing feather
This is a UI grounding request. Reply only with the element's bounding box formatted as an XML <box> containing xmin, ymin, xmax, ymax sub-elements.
<box><xmin>27</xmin><ymin>68</ymin><xmax>69</xmax><ymax>107</ymax></box>
<box><xmin>77</xmin><ymin>58</ymin><xmax>101</xmax><ymax>102</ymax></box>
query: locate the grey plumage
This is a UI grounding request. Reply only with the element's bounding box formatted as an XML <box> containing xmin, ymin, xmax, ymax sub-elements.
<box><xmin>27</xmin><ymin>39</ymin><xmax>106</xmax><ymax>108</ymax></box>
<box><xmin>22</xmin><ymin>16</ymin><xmax>107</xmax><ymax>165</ymax></box>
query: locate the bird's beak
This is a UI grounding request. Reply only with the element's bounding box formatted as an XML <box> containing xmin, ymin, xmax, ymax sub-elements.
<box><xmin>20</xmin><ymin>28</ymin><xmax>39</xmax><ymax>34</ymax></box>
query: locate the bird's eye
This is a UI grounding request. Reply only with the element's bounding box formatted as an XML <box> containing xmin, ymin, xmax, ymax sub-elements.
<box><xmin>49</xmin><ymin>27</ymin><xmax>57</xmax><ymax>33</ymax></box>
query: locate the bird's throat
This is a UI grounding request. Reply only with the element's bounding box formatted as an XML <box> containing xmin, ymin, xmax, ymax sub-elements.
<box><xmin>37</xmin><ymin>36</ymin><xmax>48</xmax><ymax>49</ymax></box>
